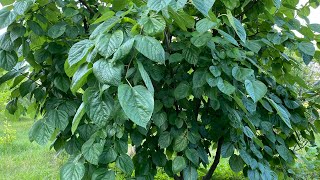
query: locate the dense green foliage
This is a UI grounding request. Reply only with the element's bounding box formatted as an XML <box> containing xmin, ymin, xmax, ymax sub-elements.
<box><xmin>0</xmin><ymin>0</ymin><xmax>320</xmax><ymax>179</ymax></box>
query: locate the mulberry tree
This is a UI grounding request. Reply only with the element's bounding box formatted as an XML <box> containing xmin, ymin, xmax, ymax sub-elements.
<box><xmin>0</xmin><ymin>0</ymin><xmax>320</xmax><ymax>179</ymax></box>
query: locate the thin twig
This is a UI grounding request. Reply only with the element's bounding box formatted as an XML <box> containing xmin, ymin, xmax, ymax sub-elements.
<box><xmin>12</xmin><ymin>67</ymin><xmax>42</xmax><ymax>87</ymax></box>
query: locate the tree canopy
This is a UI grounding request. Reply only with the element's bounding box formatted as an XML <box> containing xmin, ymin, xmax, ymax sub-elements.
<box><xmin>0</xmin><ymin>0</ymin><xmax>320</xmax><ymax>179</ymax></box>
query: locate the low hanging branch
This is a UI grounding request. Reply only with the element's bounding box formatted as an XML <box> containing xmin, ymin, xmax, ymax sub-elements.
<box><xmin>203</xmin><ymin>137</ymin><xmax>224</xmax><ymax>180</ymax></box>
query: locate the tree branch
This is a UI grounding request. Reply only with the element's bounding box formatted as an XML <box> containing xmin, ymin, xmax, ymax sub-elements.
<box><xmin>83</xmin><ymin>17</ymin><xmax>89</xmax><ymax>33</ymax></box>
<box><xmin>78</xmin><ymin>0</ymin><xmax>94</xmax><ymax>14</ymax></box>
<box><xmin>202</xmin><ymin>137</ymin><xmax>224</xmax><ymax>180</ymax></box>
<box><xmin>194</xmin><ymin>98</ymin><xmax>201</xmax><ymax>121</ymax></box>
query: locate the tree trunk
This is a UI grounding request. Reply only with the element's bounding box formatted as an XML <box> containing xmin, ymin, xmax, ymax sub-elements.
<box><xmin>202</xmin><ymin>137</ymin><xmax>224</xmax><ymax>180</ymax></box>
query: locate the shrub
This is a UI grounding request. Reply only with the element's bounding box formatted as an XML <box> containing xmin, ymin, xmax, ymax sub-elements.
<box><xmin>0</xmin><ymin>120</ymin><xmax>16</xmax><ymax>145</ymax></box>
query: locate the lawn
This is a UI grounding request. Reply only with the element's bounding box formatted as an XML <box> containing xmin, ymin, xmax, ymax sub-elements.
<box><xmin>0</xmin><ymin>117</ymin><xmax>66</xmax><ymax>180</ymax></box>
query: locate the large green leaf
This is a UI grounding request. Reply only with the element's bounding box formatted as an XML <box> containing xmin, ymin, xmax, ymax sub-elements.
<box><xmin>47</xmin><ymin>109</ymin><xmax>69</xmax><ymax>131</ymax></box>
<box><xmin>284</xmin><ymin>99</ymin><xmax>300</xmax><ymax>109</ymax></box>
<box><xmin>84</xmin><ymin>87</ymin><xmax>114</xmax><ymax>127</ymax></box>
<box><xmin>0</xmin><ymin>7</ymin><xmax>16</xmax><ymax>29</ymax></box>
<box><xmin>60</xmin><ymin>162</ymin><xmax>85</xmax><ymax>180</ymax></box>
<box><xmin>267</xmin><ymin>98</ymin><xmax>292</xmax><ymax>129</ymax></box>
<box><xmin>159</xmin><ymin>131</ymin><xmax>172</xmax><ymax>149</ymax></box>
<box><xmin>29</xmin><ymin>119</ymin><xmax>55</xmax><ymax>145</ymax></box>
<box><xmin>27</xmin><ymin>20</ymin><xmax>44</xmax><ymax>36</ymax></box>
<box><xmin>176</xmin><ymin>0</ymin><xmax>188</xmax><ymax>9</ymax></box>
<box><xmin>243</xmin><ymin>126</ymin><xmax>255</xmax><ymax>139</ymax></box>
<box><xmin>183</xmin><ymin>166</ymin><xmax>198</xmax><ymax>180</ymax></box>
<box><xmin>116</xmin><ymin>154</ymin><xmax>134</xmax><ymax>175</ymax></box>
<box><xmin>245</xmin><ymin>79</ymin><xmax>267</xmax><ymax>103</ymax></box>
<box><xmin>298</xmin><ymin>42</ymin><xmax>315</xmax><ymax>56</ymax></box>
<box><xmin>217</xmin><ymin>78</ymin><xmax>235</xmax><ymax>95</ymax></box>
<box><xmin>118</xmin><ymin>84</ymin><xmax>154</xmax><ymax>128</ymax></box>
<box><xmin>276</xmin><ymin>144</ymin><xmax>291</xmax><ymax>161</ymax></box>
<box><xmin>191</xmin><ymin>32</ymin><xmax>212</xmax><ymax>47</ymax></box>
<box><xmin>70</xmin><ymin>64</ymin><xmax>92</xmax><ymax>93</ymax></box>
<box><xmin>68</xmin><ymin>39</ymin><xmax>94</xmax><ymax>66</ymax></box>
<box><xmin>134</xmin><ymin>35</ymin><xmax>165</xmax><ymax>63</ymax></box>
<box><xmin>209</xmin><ymin>66</ymin><xmax>221</xmax><ymax>77</ymax></box>
<box><xmin>48</xmin><ymin>22</ymin><xmax>67</xmax><ymax>39</ymax></box>
<box><xmin>152</xmin><ymin>151</ymin><xmax>167</xmax><ymax>167</ymax></box>
<box><xmin>232</xmin><ymin>66</ymin><xmax>254</xmax><ymax>82</ymax></box>
<box><xmin>192</xmin><ymin>0</ymin><xmax>216</xmax><ymax>16</ymax></box>
<box><xmin>229</xmin><ymin>154</ymin><xmax>244</xmax><ymax>172</ymax></box>
<box><xmin>172</xmin><ymin>156</ymin><xmax>187</xmax><ymax>174</ymax></box>
<box><xmin>217</xmin><ymin>30</ymin><xmax>239</xmax><ymax>46</ymax></box>
<box><xmin>0</xmin><ymin>34</ymin><xmax>14</xmax><ymax>51</ymax></box>
<box><xmin>71</xmin><ymin>103</ymin><xmax>85</xmax><ymax>134</ymax></box>
<box><xmin>13</xmin><ymin>0</ymin><xmax>33</xmax><ymax>15</ymax></box>
<box><xmin>147</xmin><ymin>0</ymin><xmax>171</xmax><ymax>11</ymax></box>
<box><xmin>183</xmin><ymin>47</ymin><xmax>199</xmax><ymax>65</ymax></box>
<box><xmin>244</xmin><ymin>40</ymin><xmax>261</xmax><ymax>53</ymax></box>
<box><xmin>96</xmin><ymin>30</ymin><xmax>124</xmax><ymax>59</ymax></box>
<box><xmin>54</xmin><ymin>76</ymin><xmax>70</xmax><ymax>93</ymax></box>
<box><xmin>137</xmin><ymin>61</ymin><xmax>154</xmax><ymax>94</ymax></box>
<box><xmin>193</xmin><ymin>69</ymin><xmax>207</xmax><ymax>88</ymax></box>
<box><xmin>10</xmin><ymin>26</ymin><xmax>26</xmax><ymax>41</ymax></box>
<box><xmin>139</xmin><ymin>14</ymin><xmax>166</xmax><ymax>35</ymax></box>
<box><xmin>0</xmin><ymin>50</ymin><xmax>18</xmax><ymax>71</ymax></box>
<box><xmin>90</xmin><ymin>16</ymin><xmax>120</xmax><ymax>39</ymax></box>
<box><xmin>222</xmin><ymin>0</ymin><xmax>239</xmax><ymax>10</ymax></box>
<box><xmin>273</xmin><ymin>0</ymin><xmax>281</xmax><ymax>9</ymax></box>
<box><xmin>92</xmin><ymin>169</ymin><xmax>115</xmax><ymax>180</ymax></box>
<box><xmin>226</xmin><ymin>10</ymin><xmax>246</xmax><ymax>43</ymax></box>
<box><xmin>112</xmin><ymin>38</ymin><xmax>134</xmax><ymax>62</ymax></box>
<box><xmin>221</xmin><ymin>142</ymin><xmax>234</xmax><ymax>158</ymax></box>
<box><xmin>100</xmin><ymin>148</ymin><xmax>117</xmax><ymax>164</ymax></box>
<box><xmin>173</xmin><ymin>134</ymin><xmax>188</xmax><ymax>152</ymax></box>
<box><xmin>168</xmin><ymin>8</ymin><xmax>195</xmax><ymax>31</ymax></box>
<box><xmin>196</xmin><ymin>18</ymin><xmax>217</xmax><ymax>33</ymax></box>
<box><xmin>310</xmin><ymin>24</ymin><xmax>320</xmax><ymax>33</ymax></box>
<box><xmin>174</xmin><ymin>82</ymin><xmax>191</xmax><ymax>100</ymax></box>
<box><xmin>153</xmin><ymin>112</ymin><xmax>167</xmax><ymax>127</ymax></box>
<box><xmin>19</xmin><ymin>80</ymin><xmax>36</xmax><ymax>97</ymax></box>
<box><xmin>93</xmin><ymin>59</ymin><xmax>123</xmax><ymax>86</ymax></box>
<box><xmin>81</xmin><ymin>138</ymin><xmax>105</xmax><ymax>165</ymax></box>
<box><xmin>185</xmin><ymin>149</ymin><xmax>199</xmax><ymax>165</ymax></box>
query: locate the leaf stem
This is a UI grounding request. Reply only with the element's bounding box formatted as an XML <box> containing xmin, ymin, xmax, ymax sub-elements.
<box><xmin>126</xmin><ymin>78</ymin><xmax>132</xmax><ymax>87</ymax></box>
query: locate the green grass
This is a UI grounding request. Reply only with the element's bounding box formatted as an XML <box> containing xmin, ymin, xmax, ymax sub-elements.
<box><xmin>0</xmin><ymin>117</ymin><xmax>66</xmax><ymax>180</ymax></box>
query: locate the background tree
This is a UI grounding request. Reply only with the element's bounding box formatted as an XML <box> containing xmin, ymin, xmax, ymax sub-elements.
<box><xmin>0</xmin><ymin>0</ymin><xmax>320</xmax><ymax>179</ymax></box>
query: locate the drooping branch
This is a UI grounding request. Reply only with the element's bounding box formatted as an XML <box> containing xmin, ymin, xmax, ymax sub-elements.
<box><xmin>78</xmin><ymin>0</ymin><xmax>94</xmax><ymax>14</ymax></box>
<box><xmin>202</xmin><ymin>137</ymin><xmax>224</xmax><ymax>180</ymax></box>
